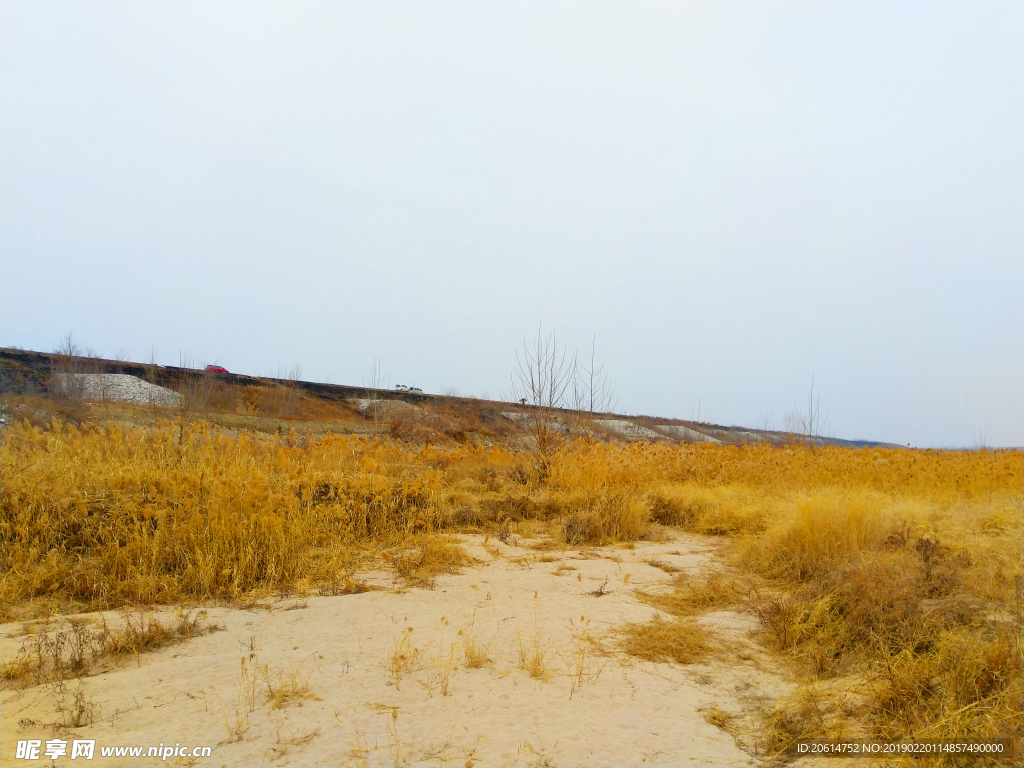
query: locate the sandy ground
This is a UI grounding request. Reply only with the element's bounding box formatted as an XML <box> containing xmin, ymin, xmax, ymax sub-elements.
<box><xmin>1</xmin><ymin>533</ymin><xmax>793</xmax><ymax>767</ymax></box>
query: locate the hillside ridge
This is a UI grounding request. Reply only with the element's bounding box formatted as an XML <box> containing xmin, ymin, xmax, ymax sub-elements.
<box><xmin>0</xmin><ymin>347</ymin><xmax>899</xmax><ymax>448</ymax></box>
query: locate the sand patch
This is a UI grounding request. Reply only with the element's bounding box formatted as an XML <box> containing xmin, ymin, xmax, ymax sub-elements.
<box><xmin>1</xmin><ymin>534</ymin><xmax>791</xmax><ymax>767</ymax></box>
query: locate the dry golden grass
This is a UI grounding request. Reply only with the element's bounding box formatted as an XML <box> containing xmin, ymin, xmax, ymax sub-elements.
<box><xmin>265</xmin><ymin>655</ymin><xmax>318</xmax><ymax>709</ymax></box>
<box><xmin>557</xmin><ymin>615</ymin><xmax>607</xmax><ymax>699</ymax></box>
<box><xmin>701</xmin><ymin>703</ymin><xmax>736</xmax><ymax>731</ymax></box>
<box><xmin>619</xmin><ymin>615</ymin><xmax>711</xmax><ymax>665</ymax></box>
<box><xmin>559</xmin><ymin>490</ymin><xmax>651</xmax><ymax>545</ymax></box>
<box><xmin>756</xmin><ymin>686</ymin><xmax>851</xmax><ymax>758</ymax></box>
<box><xmin>637</xmin><ymin>569</ymin><xmax>747</xmax><ymax>616</ymax></box>
<box><xmin>385</xmin><ymin>535</ymin><xmax>476</xmax><ymax>586</ymax></box>
<box><xmin>2</xmin><ymin>608</ymin><xmax>220</xmax><ymax>687</ymax></box>
<box><xmin>0</xmin><ymin>419</ymin><xmax>503</xmax><ymax>613</ymax></box>
<box><xmin>459</xmin><ymin>609</ymin><xmax>494</xmax><ymax>669</ymax></box>
<box><xmin>732</xmin><ymin>493</ymin><xmax>1021</xmax><ymax>764</ymax></box>
<box><xmin>2</xmin><ymin>416</ymin><xmax>1021</xmax><ymax>764</ymax></box>
<box><xmin>388</xmin><ymin>627</ymin><xmax>424</xmax><ymax>690</ymax></box>
<box><xmin>516</xmin><ymin>629</ymin><xmax>553</xmax><ymax>681</ymax></box>
<box><xmin>646</xmin><ymin>482</ymin><xmax>767</xmax><ymax>534</ymax></box>
<box><xmin>643</xmin><ymin>557</ymin><xmax>680</xmax><ymax>573</ymax></box>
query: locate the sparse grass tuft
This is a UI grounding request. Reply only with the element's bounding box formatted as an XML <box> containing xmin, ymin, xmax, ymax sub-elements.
<box><xmin>387</xmin><ymin>535</ymin><xmax>475</xmax><ymax>586</ymax></box>
<box><xmin>3</xmin><ymin>608</ymin><xmax>220</xmax><ymax>687</ymax></box>
<box><xmin>225</xmin><ymin>645</ymin><xmax>262</xmax><ymax>742</ymax></box>
<box><xmin>619</xmin><ymin>615</ymin><xmax>711</xmax><ymax>665</ymax></box>
<box><xmin>702</xmin><ymin>703</ymin><xmax>736</xmax><ymax>731</ymax></box>
<box><xmin>460</xmin><ymin>609</ymin><xmax>494</xmax><ymax>669</ymax></box>
<box><xmin>517</xmin><ymin>628</ymin><xmax>553</xmax><ymax>681</ymax></box>
<box><xmin>388</xmin><ymin>627</ymin><xmax>423</xmax><ymax>689</ymax></box>
<box><xmin>637</xmin><ymin>570</ymin><xmax>747</xmax><ymax>617</ymax></box>
<box><xmin>643</xmin><ymin>557</ymin><xmax>680</xmax><ymax>573</ymax></box>
<box><xmin>757</xmin><ymin>687</ymin><xmax>846</xmax><ymax>758</ymax></box>
<box><xmin>52</xmin><ymin>680</ymin><xmax>100</xmax><ymax>728</ymax></box>
<box><xmin>557</xmin><ymin>615</ymin><xmax>607</xmax><ymax>698</ymax></box>
<box><xmin>100</xmin><ymin>607</ymin><xmax>213</xmax><ymax>658</ymax></box>
<box><xmin>265</xmin><ymin>656</ymin><xmax>316</xmax><ymax>709</ymax></box>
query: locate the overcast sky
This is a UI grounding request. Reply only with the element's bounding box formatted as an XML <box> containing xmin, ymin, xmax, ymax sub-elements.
<box><xmin>2</xmin><ymin>1</ymin><xmax>1021</xmax><ymax>447</ymax></box>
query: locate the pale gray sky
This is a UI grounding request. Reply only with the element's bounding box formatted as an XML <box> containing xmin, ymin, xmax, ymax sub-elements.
<box><xmin>2</xmin><ymin>1</ymin><xmax>1021</xmax><ymax>447</ymax></box>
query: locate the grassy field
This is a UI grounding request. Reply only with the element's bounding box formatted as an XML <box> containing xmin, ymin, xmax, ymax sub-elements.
<box><xmin>1</xmin><ymin>409</ymin><xmax>1021</xmax><ymax>764</ymax></box>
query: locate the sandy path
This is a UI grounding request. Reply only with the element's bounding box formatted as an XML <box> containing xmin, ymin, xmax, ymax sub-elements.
<box><xmin>1</xmin><ymin>533</ymin><xmax>790</xmax><ymax>767</ymax></box>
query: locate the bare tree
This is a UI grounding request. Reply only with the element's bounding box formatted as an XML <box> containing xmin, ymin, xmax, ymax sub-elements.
<box><xmin>785</xmin><ymin>375</ymin><xmax>831</xmax><ymax>446</ymax></box>
<box><xmin>691</xmin><ymin>399</ymin><xmax>707</xmax><ymax>424</ymax></box>
<box><xmin>266</xmin><ymin>362</ymin><xmax>303</xmax><ymax>418</ymax></box>
<box><xmin>573</xmin><ymin>336</ymin><xmax>617</xmax><ymax>415</ymax></box>
<box><xmin>363</xmin><ymin>357</ymin><xmax>388</xmax><ymax>434</ymax></box>
<box><xmin>144</xmin><ymin>346</ymin><xmax>163</xmax><ymax>422</ymax></box>
<box><xmin>508</xmin><ymin>325</ymin><xmax>578</xmax><ymax>478</ymax></box>
<box><xmin>54</xmin><ymin>332</ymin><xmax>82</xmax><ymax>359</ymax></box>
<box><xmin>175</xmin><ymin>355</ymin><xmax>214</xmax><ymax>445</ymax></box>
<box><xmin>783</xmin><ymin>410</ymin><xmax>806</xmax><ymax>439</ymax></box>
<box><xmin>49</xmin><ymin>333</ymin><xmax>88</xmax><ymax>407</ymax></box>
<box><xmin>286</xmin><ymin>363</ymin><xmax>302</xmax><ymax>415</ymax></box>
<box><xmin>112</xmin><ymin>348</ymin><xmax>131</xmax><ymax>374</ymax></box>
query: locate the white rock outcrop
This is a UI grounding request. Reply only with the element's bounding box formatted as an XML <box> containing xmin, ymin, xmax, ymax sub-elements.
<box><xmin>53</xmin><ymin>374</ymin><xmax>181</xmax><ymax>407</ymax></box>
<box><xmin>652</xmin><ymin>424</ymin><xmax>721</xmax><ymax>443</ymax></box>
<box><xmin>593</xmin><ymin>419</ymin><xmax>665</xmax><ymax>440</ymax></box>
